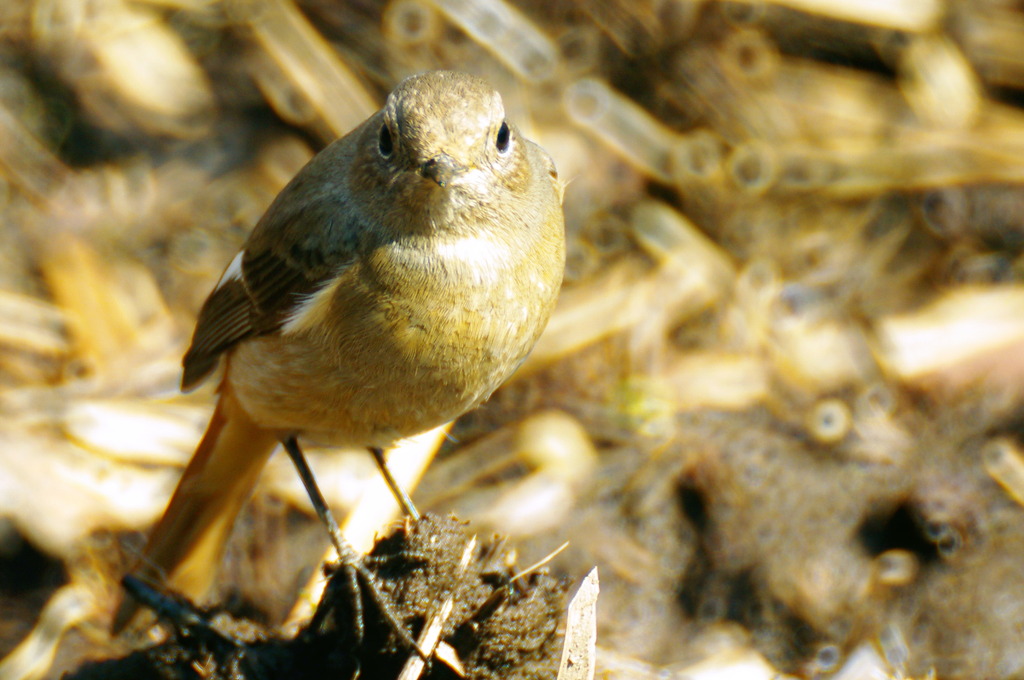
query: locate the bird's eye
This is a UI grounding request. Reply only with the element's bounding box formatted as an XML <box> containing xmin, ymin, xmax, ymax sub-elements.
<box><xmin>378</xmin><ymin>124</ymin><xmax>394</xmax><ymax>158</ymax></box>
<box><xmin>496</xmin><ymin>121</ymin><xmax>511</xmax><ymax>153</ymax></box>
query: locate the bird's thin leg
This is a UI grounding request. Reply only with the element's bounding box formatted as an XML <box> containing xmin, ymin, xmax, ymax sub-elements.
<box><xmin>369</xmin><ymin>446</ymin><xmax>421</xmax><ymax>520</ymax></box>
<box><xmin>282</xmin><ymin>436</ymin><xmax>426</xmax><ymax>657</ymax></box>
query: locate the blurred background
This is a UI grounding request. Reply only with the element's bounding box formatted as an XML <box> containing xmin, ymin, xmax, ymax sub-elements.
<box><xmin>3</xmin><ymin>0</ymin><xmax>1024</xmax><ymax>678</ymax></box>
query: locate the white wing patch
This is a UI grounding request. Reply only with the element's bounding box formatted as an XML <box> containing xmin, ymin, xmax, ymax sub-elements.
<box><xmin>281</xmin><ymin>275</ymin><xmax>345</xmax><ymax>336</ymax></box>
<box><xmin>215</xmin><ymin>250</ymin><xmax>245</xmax><ymax>290</ymax></box>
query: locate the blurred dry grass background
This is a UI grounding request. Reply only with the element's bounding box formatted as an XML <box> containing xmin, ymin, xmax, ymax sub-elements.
<box><xmin>3</xmin><ymin>0</ymin><xmax>1024</xmax><ymax>678</ymax></box>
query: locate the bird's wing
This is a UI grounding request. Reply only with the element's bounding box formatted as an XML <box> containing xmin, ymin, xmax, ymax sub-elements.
<box><xmin>181</xmin><ymin>197</ymin><xmax>361</xmax><ymax>390</ymax></box>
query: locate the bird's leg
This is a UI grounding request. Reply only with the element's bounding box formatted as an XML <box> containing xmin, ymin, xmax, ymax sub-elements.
<box><xmin>282</xmin><ymin>436</ymin><xmax>426</xmax><ymax>658</ymax></box>
<box><xmin>368</xmin><ymin>446</ymin><xmax>421</xmax><ymax>520</ymax></box>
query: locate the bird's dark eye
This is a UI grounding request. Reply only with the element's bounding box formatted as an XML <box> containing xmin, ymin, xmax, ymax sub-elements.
<box><xmin>496</xmin><ymin>121</ymin><xmax>511</xmax><ymax>153</ymax></box>
<box><xmin>378</xmin><ymin>124</ymin><xmax>394</xmax><ymax>158</ymax></box>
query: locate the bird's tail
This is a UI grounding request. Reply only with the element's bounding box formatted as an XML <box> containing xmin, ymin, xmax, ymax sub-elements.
<box><xmin>112</xmin><ymin>387</ymin><xmax>279</xmax><ymax>633</ymax></box>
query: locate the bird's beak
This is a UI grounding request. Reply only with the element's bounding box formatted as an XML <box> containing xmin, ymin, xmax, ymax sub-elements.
<box><xmin>419</xmin><ymin>153</ymin><xmax>465</xmax><ymax>188</ymax></box>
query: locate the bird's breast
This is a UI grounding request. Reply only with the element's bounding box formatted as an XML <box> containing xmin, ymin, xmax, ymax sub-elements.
<box><xmin>366</xmin><ymin>233</ymin><xmax>548</xmax><ymax>369</ymax></box>
<box><xmin>230</xmin><ymin>213</ymin><xmax>562</xmax><ymax>446</ymax></box>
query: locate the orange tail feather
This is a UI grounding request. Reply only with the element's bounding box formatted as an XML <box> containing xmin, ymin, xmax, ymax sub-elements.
<box><xmin>112</xmin><ymin>388</ymin><xmax>279</xmax><ymax>633</ymax></box>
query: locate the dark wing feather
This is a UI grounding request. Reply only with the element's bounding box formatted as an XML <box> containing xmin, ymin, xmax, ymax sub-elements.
<box><xmin>180</xmin><ymin>242</ymin><xmax>340</xmax><ymax>390</ymax></box>
<box><xmin>181</xmin><ymin>279</ymin><xmax>254</xmax><ymax>389</ymax></box>
<box><xmin>180</xmin><ymin>129</ymin><xmax>368</xmax><ymax>390</ymax></box>
<box><xmin>242</xmin><ymin>249</ymin><xmax>319</xmax><ymax>333</ymax></box>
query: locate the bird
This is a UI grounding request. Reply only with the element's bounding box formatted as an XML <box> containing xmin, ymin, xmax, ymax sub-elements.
<box><xmin>113</xmin><ymin>70</ymin><xmax>565</xmax><ymax>632</ymax></box>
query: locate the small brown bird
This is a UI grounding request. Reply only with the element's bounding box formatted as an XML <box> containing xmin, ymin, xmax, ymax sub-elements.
<box><xmin>114</xmin><ymin>70</ymin><xmax>565</xmax><ymax>630</ymax></box>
